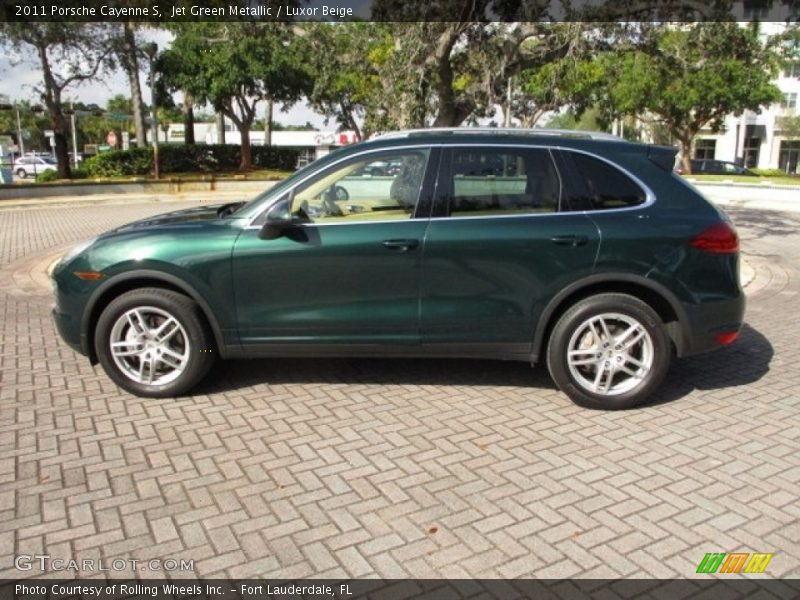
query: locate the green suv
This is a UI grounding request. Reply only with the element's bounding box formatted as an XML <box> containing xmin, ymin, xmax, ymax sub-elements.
<box><xmin>52</xmin><ymin>129</ymin><xmax>744</xmax><ymax>409</ymax></box>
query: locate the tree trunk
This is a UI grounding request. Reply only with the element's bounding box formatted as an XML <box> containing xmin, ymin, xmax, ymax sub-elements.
<box><xmin>182</xmin><ymin>92</ymin><xmax>195</xmax><ymax>145</ymax></box>
<box><xmin>122</xmin><ymin>22</ymin><xmax>147</xmax><ymax>148</ymax></box>
<box><xmin>36</xmin><ymin>42</ymin><xmax>70</xmax><ymax>178</ymax></box>
<box><xmin>216</xmin><ymin>111</ymin><xmax>226</xmax><ymax>144</ymax></box>
<box><xmin>238</xmin><ymin>123</ymin><xmax>252</xmax><ymax>170</ymax></box>
<box><xmin>678</xmin><ymin>135</ymin><xmax>693</xmax><ymax>173</ymax></box>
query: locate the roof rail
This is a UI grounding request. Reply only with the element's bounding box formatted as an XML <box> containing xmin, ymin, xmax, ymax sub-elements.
<box><xmin>373</xmin><ymin>127</ymin><xmax>625</xmax><ymax>142</ymax></box>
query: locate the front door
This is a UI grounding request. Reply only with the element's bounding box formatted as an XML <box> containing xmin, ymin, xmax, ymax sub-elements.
<box><xmin>232</xmin><ymin>148</ymin><xmax>437</xmax><ymax>349</ymax></box>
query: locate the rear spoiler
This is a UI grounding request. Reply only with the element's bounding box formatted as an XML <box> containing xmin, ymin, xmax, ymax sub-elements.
<box><xmin>647</xmin><ymin>145</ymin><xmax>679</xmax><ymax>172</ymax></box>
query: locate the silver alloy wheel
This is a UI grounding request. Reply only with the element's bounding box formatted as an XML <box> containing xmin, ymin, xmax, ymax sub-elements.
<box><xmin>566</xmin><ymin>312</ymin><xmax>654</xmax><ymax>396</ymax></box>
<box><xmin>108</xmin><ymin>306</ymin><xmax>190</xmax><ymax>386</ymax></box>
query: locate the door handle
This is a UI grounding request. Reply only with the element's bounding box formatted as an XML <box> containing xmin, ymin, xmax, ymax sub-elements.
<box><xmin>382</xmin><ymin>239</ymin><xmax>419</xmax><ymax>251</ymax></box>
<box><xmin>550</xmin><ymin>234</ymin><xmax>589</xmax><ymax>247</ymax></box>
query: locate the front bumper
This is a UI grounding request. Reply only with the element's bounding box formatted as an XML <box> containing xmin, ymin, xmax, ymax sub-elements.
<box><xmin>52</xmin><ymin>307</ymin><xmax>86</xmax><ymax>356</ymax></box>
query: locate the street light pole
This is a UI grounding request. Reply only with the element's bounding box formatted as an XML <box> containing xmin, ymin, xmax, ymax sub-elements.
<box><xmin>145</xmin><ymin>42</ymin><xmax>160</xmax><ymax>179</ymax></box>
<box><xmin>70</xmin><ymin>102</ymin><xmax>79</xmax><ymax>169</ymax></box>
<box><xmin>14</xmin><ymin>106</ymin><xmax>24</xmax><ymax>156</ymax></box>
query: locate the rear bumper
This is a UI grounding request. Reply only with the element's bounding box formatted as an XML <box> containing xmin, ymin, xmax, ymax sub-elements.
<box><xmin>678</xmin><ymin>293</ymin><xmax>746</xmax><ymax>357</ymax></box>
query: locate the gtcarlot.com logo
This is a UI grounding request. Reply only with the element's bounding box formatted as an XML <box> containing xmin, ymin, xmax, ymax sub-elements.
<box><xmin>15</xmin><ymin>555</ymin><xmax>194</xmax><ymax>572</ymax></box>
<box><xmin>696</xmin><ymin>552</ymin><xmax>773</xmax><ymax>574</ymax></box>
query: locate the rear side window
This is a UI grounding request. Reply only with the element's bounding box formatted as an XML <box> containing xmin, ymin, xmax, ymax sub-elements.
<box><xmin>566</xmin><ymin>152</ymin><xmax>646</xmax><ymax>211</ymax></box>
<box><xmin>445</xmin><ymin>147</ymin><xmax>561</xmax><ymax>216</ymax></box>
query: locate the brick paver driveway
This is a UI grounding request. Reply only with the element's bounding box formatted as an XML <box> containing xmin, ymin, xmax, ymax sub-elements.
<box><xmin>1</xmin><ymin>200</ymin><xmax>798</xmax><ymax>579</ymax></box>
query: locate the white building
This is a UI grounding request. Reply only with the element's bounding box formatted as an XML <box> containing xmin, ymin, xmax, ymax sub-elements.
<box><xmin>693</xmin><ymin>21</ymin><xmax>800</xmax><ymax>172</ymax></box>
<box><xmin>164</xmin><ymin>121</ymin><xmax>358</xmax><ymax>165</ymax></box>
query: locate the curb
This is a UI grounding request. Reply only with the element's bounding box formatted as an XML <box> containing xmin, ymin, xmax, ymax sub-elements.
<box><xmin>740</xmin><ymin>257</ymin><xmax>755</xmax><ymax>289</ymax></box>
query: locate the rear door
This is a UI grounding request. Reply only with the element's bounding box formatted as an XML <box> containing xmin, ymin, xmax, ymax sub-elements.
<box><xmin>419</xmin><ymin>144</ymin><xmax>600</xmax><ymax>356</ymax></box>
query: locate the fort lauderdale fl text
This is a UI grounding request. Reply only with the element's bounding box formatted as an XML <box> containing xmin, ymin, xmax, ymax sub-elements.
<box><xmin>17</xmin><ymin>583</ymin><xmax>354</xmax><ymax>597</ymax></box>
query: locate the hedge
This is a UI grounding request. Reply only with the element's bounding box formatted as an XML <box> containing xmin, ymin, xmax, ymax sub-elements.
<box><xmin>82</xmin><ymin>144</ymin><xmax>300</xmax><ymax>178</ymax></box>
<box><xmin>750</xmin><ymin>168</ymin><xmax>793</xmax><ymax>177</ymax></box>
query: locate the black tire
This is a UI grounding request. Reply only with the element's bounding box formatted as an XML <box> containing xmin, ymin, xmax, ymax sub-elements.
<box><xmin>546</xmin><ymin>293</ymin><xmax>671</xmax><ymax>409</ymax></box>
<box><xmin>16</xmin><ymin>169</ymin><xmax>27</xmax><ymax>179</ymax></box>
<box><xmin>94</xmin><ymin>288</ymin><xmax>216</xmax><ymax>398</ymax></box>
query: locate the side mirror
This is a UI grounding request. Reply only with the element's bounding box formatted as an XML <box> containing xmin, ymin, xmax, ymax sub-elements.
<box><xmin>258</xmin><ymin>219</ymin><xmax>293</xmax><ymax>240</ymax></box>
<box><xmin>258</xmin><ymin>195</ymin><xmax>304</xmax><ymax>240</ymax></box>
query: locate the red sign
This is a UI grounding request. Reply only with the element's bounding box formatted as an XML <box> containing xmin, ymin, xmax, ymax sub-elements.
<box><xmin>106</xmin><ymin>131</ymin><xmax>118</xmax><ymax>147</ymax></box>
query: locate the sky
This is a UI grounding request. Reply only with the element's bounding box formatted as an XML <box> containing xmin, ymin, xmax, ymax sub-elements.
<box><xmin>0</xmin><ymin>28</ymin><xmax>330</xmax><ymax>129</ymax></box>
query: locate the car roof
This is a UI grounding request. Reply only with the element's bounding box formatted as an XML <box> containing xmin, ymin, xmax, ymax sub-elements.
<box><xmin>355</xmin><ymin>128</ymin><xmax>645</xmax><ymax>156</ymax></box>
<box><xmin>374</xmin><ymin>127</ymin><xmax>625</xmax><ymax>143</ymax></box>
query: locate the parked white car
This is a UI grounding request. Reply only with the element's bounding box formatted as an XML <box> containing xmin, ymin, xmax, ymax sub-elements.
<box><xmin>13</xmin><ymin>155</ymin><xmax>57</xmax><ymax>179</ymax></box>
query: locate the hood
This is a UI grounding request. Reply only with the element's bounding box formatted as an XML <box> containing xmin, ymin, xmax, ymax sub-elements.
<box><xmin>112</xmin><ymin>202</ymin><xmax>245</xmax><ymax>232</ymax></box>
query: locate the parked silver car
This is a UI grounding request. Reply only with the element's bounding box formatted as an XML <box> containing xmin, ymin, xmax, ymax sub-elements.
<box><xmin>13</xmin><ymin>155</ymin><xmax>57</xmax><ymax>179</ymax></box>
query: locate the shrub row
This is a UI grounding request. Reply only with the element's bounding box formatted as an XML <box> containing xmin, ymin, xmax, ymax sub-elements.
<box><xmin>750</xmin><ymin>168</ymin><xmax>793</xmax><ymax>177</ymax></box>
<box><xmin>82</xmin><ymin>144</ymin><xmax>300</xmax><ymax>178</ymax></box>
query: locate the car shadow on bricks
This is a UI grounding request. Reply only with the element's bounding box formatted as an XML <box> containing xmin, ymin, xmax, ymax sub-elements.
<box><xmin>196</xmin><ymin>355</ymin><xmax>558</xmax><ymax>395</ymax></box>
<box><xmin>727</xmin><ymin>207</ymin><xmax>800</xmax><ymax>238</ymax></box>
<box><xmin>192</xmin><ymin>323</ymin><xmax>771</xmax><ymax>408</ymax></box>
<box><xmin>643</xmin><ymin>323</ymin><xmax>773</xmax><ymax>407</ymax></box>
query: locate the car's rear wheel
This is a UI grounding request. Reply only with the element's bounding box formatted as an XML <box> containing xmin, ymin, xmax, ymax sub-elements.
<box><xmin>95</xmin><ymin>288</ymin><xmax>216</xmax><ymax>398</ymax></box>
<box><xmin>16</xmin><ymin>168</ymin><xmax>27</xmax><ymax>179</ymax></box>
<box><xmin>546</xmin><ymin>293</ymin><xmax>670</xmax><ymax>409</ymax></box>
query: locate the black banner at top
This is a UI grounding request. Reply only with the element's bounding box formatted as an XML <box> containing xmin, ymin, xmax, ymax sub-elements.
<box><xmin>0</xmin><ymin>0</ymin><xmax>798</xmax><ymax>23</ymax></box>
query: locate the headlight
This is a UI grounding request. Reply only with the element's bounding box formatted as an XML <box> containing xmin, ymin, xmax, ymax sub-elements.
<box><xmin>58</xmin><ymin>237</ymin><xmax>97</xmax><ymax>267</ymax></box>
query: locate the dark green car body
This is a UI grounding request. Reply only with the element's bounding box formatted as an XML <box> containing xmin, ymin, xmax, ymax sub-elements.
<box><xmin>52</xmin><ymin>130</ymin><xmax>744</xmax><ymax>406</ymax></box>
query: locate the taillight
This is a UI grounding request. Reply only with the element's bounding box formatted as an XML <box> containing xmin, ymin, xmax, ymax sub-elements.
<box><xmin>715</xmin><ymin>331</ymin><xmax>740</xmax><ymax>345</ymax></box>
<box><xmin>690</xmin><ymin>222</ymin><xmax>739</xmax><ymax>254</ymax></box>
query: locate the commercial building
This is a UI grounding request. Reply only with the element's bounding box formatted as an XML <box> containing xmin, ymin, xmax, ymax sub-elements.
<box><xmin>694</xmin><ymin>21</ymin><xmax>800</xmax><ymax>172</ymax></box>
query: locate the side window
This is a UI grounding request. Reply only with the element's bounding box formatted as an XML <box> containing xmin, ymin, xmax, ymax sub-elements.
<box><xmin>567</xmin><ymin>152</ymin><xmax>646</xmax><ymax>210</ymax></box>
<box><xmin>447</xmin><ymin>147</ymin><xmax>560</xmax><ymax>217</ymax></box>
<box><xmin>290</xmin><ymin>150</ymin><xmax>430</xmax><ymax>223</ymax></box>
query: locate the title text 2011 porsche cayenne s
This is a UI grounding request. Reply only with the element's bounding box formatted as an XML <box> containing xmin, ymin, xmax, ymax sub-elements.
<box><xmin>52</xmin><ymin>129</ymin><xmax>744</xmax><ymax>409</ymax></box>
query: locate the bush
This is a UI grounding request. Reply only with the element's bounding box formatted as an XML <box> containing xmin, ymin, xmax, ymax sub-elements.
<box><xmin>83</xmin><ymin>147</ymin><xmax>152</xmax><ymax>177</ymax></box>
<box><xmin>36</xmin><ymin>170</ymin><xmax>58</xmax><ymax>183</ymax></box>
<box><xmin>750</xmin><ymin>168</ymin><xmax>792</xmax><ymax>177</ymax></box>
<box><xmin>82</xmin><ymin>144</ymin><xmax>300</xmax><ymax>178</ymax></box>
<box><xmin>71</xmin><ymin>165</ymin><xmax>89</xmax><ymax>179</ymax></box>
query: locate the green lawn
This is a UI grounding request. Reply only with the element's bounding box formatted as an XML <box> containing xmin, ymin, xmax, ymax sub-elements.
<box><xmin>154</xmin><ymin>168</ymin><xmax>292</xmax><ymax>181</ymax></box>
<box><xmin>19</xmin><ymin>168</ymin><xmax>292</xmax><ymax>185</ymax></box>
<box><xmin>685</xmin><ymin>174</ymin><xmax>800</xmax><ymax>186</ymax></box>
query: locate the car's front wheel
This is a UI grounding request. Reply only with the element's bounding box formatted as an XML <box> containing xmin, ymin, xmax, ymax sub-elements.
<box><xmin>546</xmin><ymin>293</ymin><xmax>671</xmax><ymax>409</ymax></box>
<box><xmin>95</xmin><ymin>288</ymin><xmax>216</xmax><ymax>398</ymax></box>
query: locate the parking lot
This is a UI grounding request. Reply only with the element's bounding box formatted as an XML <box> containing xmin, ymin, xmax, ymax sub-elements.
<box><xmin>0</xmin><ymin>199</ymin><xmax>798</xmax><ymax>578</ymax></box>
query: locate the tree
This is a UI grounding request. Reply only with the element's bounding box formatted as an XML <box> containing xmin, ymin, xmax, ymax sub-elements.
<box><xmin>111</xmin><ymin>22</ymin><xmax>148</xmax><ymax>147</ymax></box>
<box><xmin>511</xmin><ymin>54</ymin><xmax>605</xmax><ymax>127</ymax></box>
<box><xmin>595</xmin><ymin>23</ymin><xmax>783</xmax><ymax>173</ymax></box>
<box><xmin>159</xmin><ymin>23</ymin><xmax>310</xmax><ymax>169</ymax></box>
<box><xmin>302</xmin><ymin>20</ymin><xmax>619</xmax><ymax>131</ymax></box>
<box><xmin>0</xmin><ymin>23</ymin><xmax>114</xmax><ymax>177</ymax></box>
<box><xmin>304</xmin><ymin>23</ymin><xmax>385</xmax><ymax>140</ymax></box>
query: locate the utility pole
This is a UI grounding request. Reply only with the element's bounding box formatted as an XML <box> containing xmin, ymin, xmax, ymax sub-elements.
<box><xmin>505</xmin><ymin>77</ymin><xmax>513</xmax><ymax>128</ymax></box>
<box><xmin>145</xmin><ymin>42</ymin><xmax>160</xmax><ymax>179</ymax></box>
<box><xmin>265</xmin><ymin>98</ymin><xmax>273</xmax><ymax>146</ymax></box>
<box><xmin>15</xmin><ymin>105</ymin><xmax>24</xmax><ymax>156</ymax></box>
<box><xmin>70</xmin><ymin>103</ymin><xmax>79</xmax><ymax>168</ymax></box>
